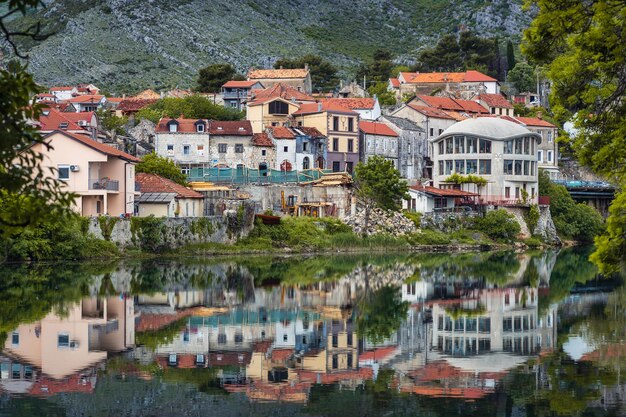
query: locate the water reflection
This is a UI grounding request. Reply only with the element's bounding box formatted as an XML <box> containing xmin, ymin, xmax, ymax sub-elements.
<box><xmin>1</xmin><ymin>248</ymin><xmax>624</xmax><ymax>416</ymax></box>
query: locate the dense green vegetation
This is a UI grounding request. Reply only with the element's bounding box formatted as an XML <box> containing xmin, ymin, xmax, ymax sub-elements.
<box><xmin>538</xmin><ymin>170</ymin><xmax>604</xmax><ymax>242</ymax></box>
<box><xmin>274</xmin><ymin>54</ymin><xmax>339</xmax><ymax>92</ymax></box>
<box><xmin>135</xmin><ymin>95</ymin><xmax>244</xmax><ymax>124</ymax></box>
<box><xmin>136</xmin><ymin>153</ymin><xmax>189</xmax><ymax>185</ymax></box>
<box><xmin>196</xmin><ymin>63</ymin><xmax>245</xmax><ymax>93</ymax></box>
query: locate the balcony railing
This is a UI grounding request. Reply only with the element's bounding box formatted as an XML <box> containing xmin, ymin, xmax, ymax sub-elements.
<box><xmin>89</xmin><ymin>178</ymin><xmax>119</xmax><ymax>191</ymax></box>
<box><xmin>477</xmin><ymin>195</ymin><xmax>539</xmax><ymax>206</ymax></box>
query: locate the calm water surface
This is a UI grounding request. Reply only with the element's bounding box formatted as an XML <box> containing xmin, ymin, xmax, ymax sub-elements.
<box><xmin>1</xmin><ymin>248</ymin><xmax>624</xmax><ymax>416</ymax></box>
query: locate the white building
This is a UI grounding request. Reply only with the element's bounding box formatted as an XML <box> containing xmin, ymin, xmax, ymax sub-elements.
<box><xmin>431</xmin><ymin>118</ymin><xmax>541</xmax><ymax>204</ymax></box>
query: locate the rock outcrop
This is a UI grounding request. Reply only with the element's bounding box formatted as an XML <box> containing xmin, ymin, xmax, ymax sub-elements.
<box><xmin>344</xmin><ymin>208</ymin><xmax>416</xmax><ymax>236</ymax></box>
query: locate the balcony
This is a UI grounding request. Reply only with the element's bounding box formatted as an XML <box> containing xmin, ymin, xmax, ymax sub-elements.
<box><xmin>222</xmin><ymin>89</ymin><xmax>248</xmax><ymax>100</ymax></box>
<box><xmin>89</xmin><ymin>178</ymin><xmax>119</xmax><ymax>192</ymax></box>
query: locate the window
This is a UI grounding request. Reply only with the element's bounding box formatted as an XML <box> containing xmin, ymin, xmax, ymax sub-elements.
<box><xmin>183</xmin><ymin>145</ymin><xmax>190</xmax><ymax>155</ymax></box>
<box><xmin>438</xmin><ymin>141</ymin><xmax>444</xmax><ymax>155</ymax></box>
<box><xmin>57</xmin><ymin>165</ymin><xmax>70</xmax><ymax>181</ymax></box>
<box><xmin>347</xmin><ymin>332</ymin><xmax>353</xmax><ymax>346</ymax></box>
<box><xmin>445</xmin><ymin>160</ymin><xmax>453</xmax><ymax>175</ymax></box>
<box><xmin>439</xmin><ymin>129</ymin><xmax>443</xmax><ymax>135</ymax></box>
<box><xmin>167</xmin><ymin>144</ymin><xmax>174</xmax><ymax>154</ymax></box>
<box><xmin>503</xmin><ymin>160</ymin><xmax>513</xmax><ymax>175</ymax></box>
<box><xmin>515</xmin><ymin>187</ymin><xmax>520</xmax><ymax>199</ymax></box>
<box><xmin>454</xmin><ymin>159</ymin><xmax>465</xmax><ymax>174</ymax></box>
<box><xmin>283</xmin><ymin>146</ymin><xmax>288</xmax><ymax>152</ymax></box>
<box><xmin>196</xmin><ymin>123</ymin><xmax>205</xmax><ymax>133</ymax></box>
<box><xmin>235</xmin><ymin>144</ymin><xmax>244</xmax><ymax>153</ymax></box>
<box><xmin>523</xmin><ymin>160</ymin><xmax>529</xmax><ymax>175</ymax></box>
<box><xmin>11</xmin><ymin>364</ymin><xmax>20</xmax><ymax>379</ymax></box>
<box><xmin>537</xmin><ymin>150</ymin><xmax>543</xmax><ymax>162</ymax></box>
<box><xmin>58</xmin><ymin>333</ymin><xmax>70</xmax><ymax>348</ymax></box>
<box><xmin>467</xmin><ymin>136</ymin><xmax>477</xmax><ymax>153</ymax></box>
<box><xmin>503</xmin><ymin>317</ymin><xmax>513</xmax><ymax>332</ymax></box>
<box><xmin>346</xmin><ymin>161</ymin><xmax>353</xmax><ymax>173</ymax></box>
<box><xmin>11</xmin><ymin>332</ymin><xmax>19</xmax><ymax>345</ymax></box>
<box><xmin>333</xmin><ymin>116</ymin><xmax>339</xmax><ymax>131</ymax></box>
<box><xmin>347</xmin><ymin>353</ymin><xmax>353</xmax><ymax>368</ymax></box>
<box><xmin>435</xmin><ymin>197</ymin><xmax>448</xmax><ymax>209</ymax></box>
<box><xmin>332</xmin><ymin>138</ymin><xmax>339</xmax><ymax>151</ymax></box>
<box><xmin>218</xmin><ymin>333</ymin><xmax>227</xmax><ymax>344</ymax></box>
<box><xmin>454</xmin><ymin>136</ymin><xmax>464</xmax><ymax>153</ymax></box>
<box><xmin>547</xmin><ymin>150</ymin><xmax>553</xmax><ymax>162</ymax></box>
<box><xmin>430</xmin><ymin>128</ymin><xmax>434</xmax><ymax>137</ymax></box>
<box><xmin>197</xmin><ymin>145</ymin><xmax>204</xmax><ymax>156</ymax></box>
<box><xmin>59</xmin><ymin>122</ymin><xmax>69</xmax><ymax>129</ymax></box>
<box><xmin>348</xmin><ymin>117</ymin><xmax>354</xmax><ymax>131</ymax></box>
<box><xmin>479</xmin><ymin>139</ymin><xmax>491</xmax><ymax>153</ymax></box>
<box><xmin>168</xmin><ymin>122</ymin><xmax>178</xmax><ymax>133</ymax></box>
<box><xmin>268</xmin><ymin>100</ymin><xmax>289</xmax><ymax>115</ymax></box>
<box><xmin>505</xmin><ymin>187</ymin><xmax>511</xmax><ymax>198</ymax></box>
<box><xmin>332</xmin><ymin>333</ymin><xmax>338</xmax><ymax>347</ymax></box>
<box><xmin>466</xmin><ymin>159</ymin><xmax>477</xmax><ymax>174</ymax></box>
<box><xmin>332</xmin><ymin>354</ymin><xmax>338</xmax><ymax>369</ymax></box>
<box><xmin>235</xmin><ymin>333</ymin><xmax>243</xmax><ymax>344</ymax></box>
<box><xmin>466</xmin><ymin>318</ymin><xmax>477</xmax><ymax>332</ymax></box>
<box><xmin>332</xmin><ymin>161</ymin><xmax>341</xmax><ymax>172</ymax></box>
<box><xmin>547</xmin><ymin>130</ymin><xmax>553</xmax><ymax>143</ymax></box>
<box><xmin>261</xmin><ymin>149</ymin><xmax>266</xmax><ymax>156</ymax></box>
<box><xmin>504</xmin><ymin>140</ymin><xmax>513</xmax><ymax>154</ymax></box>
<box><xmin>514</xmin><ymin>160</ymin><xmax>522</xmax><ymax>175</ymax></box>
<box><xmin>445</xmin><ymin>138</ymin><xmax>453</xmax><ymax>154</ymax></box>
<box><xmin>347</xmin><ymin>139</ymin><xmax>354</xmax><ymax>152</ymax></box>
<box><xmin>303</xmin><ymin>157</ymin><xmax>310</xmax><ymax>170</ymax></box>
<box><xmin>479</xmin><ymin>159</ymin><xmax>491</xmax><ymax>175</ymax></box>
<box><xmin>303</xmin><ymin>141</ymin><xmax>308</xmax><ymax>152</ymax></box>
<box><xmin>438</xmin><ymin>161</ymin><xmax>444</xmax><ymax>176</ymax></box>
<box><xmin>478</xmin><ymin>318</ymin><xmax>491</xmax><ymax>333</ymax></box>
<box><xmin>523</xmin><ymin>137</ymin><xmax>530</xmax><ymax>154</ymax></box>
<box><xmin>218</xmin><ymin>143</ymin><xmax>227</xmax><ymax>153</ymax></box>
<box><xmin>515</xmin><ymin>138</ymin><xmax>523</xmax><ymax>154</ymax></box>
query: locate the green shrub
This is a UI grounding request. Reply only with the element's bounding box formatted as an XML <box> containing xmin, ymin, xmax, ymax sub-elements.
<box><xmin>525</xmin><ymin>204</ymin><xmax>540</xmax><ymax>234</ymax></box>
<box><xmin>403</xmin><ymin>211</ymin><xmax>422</xmax><ymax>228</ymax></box>
<box><xmin>406</xmin><ymin>229</ymin><xmax>451</xmax><ymax>245</ymax></box>
<box><xmin>474</xmin><ymin>209</ymin><xmax>521</xmax><ymax>242</ymax></box>
<box><xmin>524</xmin><ymin>237</ymin><xmax>544</xmax><ymax>249</ymax></box>
<box><xmin>130</xmin><ymin>216</ymin><xmax>168</xmax><ymax>252</ymax></box>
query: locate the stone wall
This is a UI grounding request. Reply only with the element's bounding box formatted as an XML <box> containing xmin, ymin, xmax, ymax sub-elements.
<box><xmin>88</xmin><ymin>203</ymin><xmax>255</xmax><ymax>250</ymax></box>
<box><xmin>500</xmin><ymin>205</ymin><xmax>560</xmax><ymax>245</ymax></box>
<box><xmin>420</xmin><ymin>211</ymin><xmax>480</xmax><ymax>233</ymax></box>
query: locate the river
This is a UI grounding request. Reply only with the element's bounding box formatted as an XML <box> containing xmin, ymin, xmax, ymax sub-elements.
<box><xmin>0</xmin><ymin>248</ymin><xmax>623</xmax><ymax>416</ymax></box>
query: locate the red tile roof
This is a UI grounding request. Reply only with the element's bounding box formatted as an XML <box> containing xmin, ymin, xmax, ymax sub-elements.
<box><xmin>359</xmin><ymin>346</ymin><xmax>397</xmax><ymax>361</ymax></box>
<box><xmin>208</xmin><ymin>351</ymin><xmax>252</xmax><ymax>366</ymax></box>
<box><xmin>107</xmin><ymin>97</ymin><xmax>124</xmax><ymax>103</ymax></box>
<box><xmin>406</xmin><ymin>104</ymin><xmax>456</xmax><ymax>120</ymax></box>
<box><xmin>251</xmin><ymin>132</ymin><xmax>274</xmax><ymax>147</ymax></box>
<box><xmin>416</xmin><ymin>95</ymin><xmax>488</xmax><ymax>114</ymax></box>
<box><xmin>319</xmin><ymin>97</ymin><xmax>376</xmax><ymax>110</ymax></box>
<box><xmin>248</xmin><ymin>68</ymin><xmax>309</xmax><ymax>79</ymax></box>
<box><xmin>136</xmin><ymin>173</ymin><xmax>202</xmax><ymax>198</ymax></box>
<box><xmin>476</xmin><ymin>93</ymin><xmax>513</xmax><ymax>109</ymax></box>
<box><xmin>45</xmin><ymin>130</ymin><xmax>140</xmax><ymax>162</ymax></box>
<box><xmin>389</xmin><ymin>78</ymin><xmax>400</xmax><ymax>88</ymax></box>
<box><xmin>402</xmin><ymin>70</ymin><xmax>497</xmax><ymax>84</ymax></box>
<box><xmin>223</xmin><ymin>80</ymin><xmax>261</xmax><ymax>88</ymax></box>
<box><xmin>64</xmin><ymin>94</ymin><xmax>104</xmax><ymax>104</ymax></box>
<box><xmin>359</xmin><ymin>121</ymin><xmax>398</xmax><ymax>137</ymax></box>
<box><xmin>463</xmin><ymin>70</ymin><xmax>498</xmax><ymax>82</ymax></box>
<box><xmin>295</xmin><ymin>126</ymin><xmax>324</xmax><ymax>137</ymax></box>
<box><xmin>156</xmin><ymin>117</ymin><xmax>208</xmax><ymax>133</ymax></box>
<box><xmin>271</xmin><ymin>349</ymin><xmax>293</xmax><ymax>361</ymax></box>
<box><xmin>117</xmin><ymin>98</ymin><xmax>158</xmax><ymax>112</ymax></box>
<box><xmin>29</xmin><ymin>374</ymin><xmax>97</xmax><ymax>395</ymax></box>
<box><xmin>209</xmin><ymin>120</ymin><xmax>253</xmax><ymax>135</ymax></box>
<box><xmin>292</xmin><ymin>102</ymin><xmax>358</xmax><ymax>116</ymax></box>
<box><xmin>38</xmin><ymin>108</ymin><xmax>83</xmax><ymax>131</ymax></box>
<box><xmin>269</xmin><ymin>126</ymin><xmax>295</xmax><ymax>139</ymax></box>
<box><xmin>514</xmin><ymin>116</ymin><xmax>556</xmax><ymax>128</ymax></box>
<box><xmin>409</xmin><ymin>185</ymin><xmax>478</xmax><ymax>197</ymax></box>
<box><xmin>251</xmin><ymin>83</ymin><xmax>314</xmax><ymax>103</ymax></box>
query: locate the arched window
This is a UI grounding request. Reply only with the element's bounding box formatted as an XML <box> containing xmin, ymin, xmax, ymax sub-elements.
<box><xmin>302</xmin><ymin>157</ymin><xmax>310</xmax><ymax>170</ymax></box>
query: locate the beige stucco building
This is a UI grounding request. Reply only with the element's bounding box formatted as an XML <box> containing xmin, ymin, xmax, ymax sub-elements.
<box><xmin>31</xmin><ymin>131</ymin><xmax>140</xmax><ymax>216</ymax></box>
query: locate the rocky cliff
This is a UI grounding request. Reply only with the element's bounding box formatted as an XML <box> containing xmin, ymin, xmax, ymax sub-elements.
<box><xmin>5</xmin><ymin>0</ymin><xmax>532</xmax><ymax>93</ymax></box>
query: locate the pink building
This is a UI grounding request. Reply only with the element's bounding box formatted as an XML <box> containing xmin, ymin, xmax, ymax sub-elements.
<box><xmin>32</xmin><ymin>130</ymin><xmax>140</xmax><ymax>216</ymax></box>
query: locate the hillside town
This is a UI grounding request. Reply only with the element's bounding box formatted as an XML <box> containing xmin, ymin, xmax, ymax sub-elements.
<box><xmin>30</xmin><ymin>65</ymin><xmax>564</xmax><ymax>226</ymax></box>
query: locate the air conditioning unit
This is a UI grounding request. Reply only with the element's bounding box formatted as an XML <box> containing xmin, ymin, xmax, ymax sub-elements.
<box><xmin>69</xmin><ymin>340</ymin><xmax>80</xmax><ymax>349</ymax></box>
<box><xmin>70</xmin><ymin>165</ymin><xmax>80</xmax><ymax>172</ymax></box>
<box><xmin>78</xmin><ymin>120</ymin><xmax>90</xmax><ymax>127</ymax></box>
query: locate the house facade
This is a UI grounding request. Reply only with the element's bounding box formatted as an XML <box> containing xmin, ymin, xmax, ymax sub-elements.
<box><xmin>403</xmin><ymin>185</ymin><xmax>477</xmax><ymax>213</ymax></box>
<box><xmin>392</xmin><ymin>70</ymin><xmax>500</xmax><ymax>100</ymax></box>
<box><xmin>135</xmin><ymin>173</ymin><xmax>204</xmax><ymax>217</ymax></box>
<box><xmin>154</xmin><ymin>118</ymin><xmax>211</xmax><ymax>171</ymax></box>
<box><xmin>207</xmin><ymin>120</ymin><xmax>255</xmax><ymax>169</ymax></box>
<box><xmin>266</xmin><ymin>126</ymin><xmax>327</xmax><ymax>171</ymax></box>
<box><xmin>49</xmin><ymin>86</ymin><xmax>77</xmax><ymax>101</ymax></box>
<box><xmin>246</xmin><ymin>97</ymin><xmax>301</xmax><ymax>134</ymax></box>
<box><xmin>475</xmin><ymin>93</ymin><xmax>514</xmax><ymax>116</ymax></box>
<box><xmin>320</xmin><ymin>97</ymin><xmax>381</xmax><ymax>121</ymax></box>
<box><xmin>391</xmin><ymin>104</ymin><xmax>457</xmax><ymax>141</ymax></box>
<box><xmin>247</xmin><ymin>67</ymin><xmax>312</xmax><ymax>94</ymax></box>
<box><xmin>250</xmin><ymin>132</ymin><xmax>276</xmax><ymax>171</ymax></box>
<box><xmin>514</xmin><ymin>116</ymin><xmax>559</xmax><ymax>179</ymax></box>
<box><xmin>431</xmin><ymin>118</ymin><xmax>541</xmax><ymax>204</ymax></box>
<box><xmin>382</xmin><ymin>116</ymin><xmax>429</xmax><ymax>179</ymax></box>
<box><xmin>221</xmin><ymin>80</ymin><xmax>264</xmax><ymax>111</ymax></box>
<box><xmin>63</xmin><ymin>95</ymin><xmax>107</xmax><ymax>112</ymax></box>
<box><xmin>359</xmin><ymin>121</ymin><xmax>399</xmax><ymax>168</ymax></box>
<box><xmin>292</xmin><ymin>102</ymin><xmax>359</xmax><ymax>173</ymax></box>
<box><xmin>31</xmin><ymin>130</ymin><xmax>140</xmax><ymax>216</ymax></box>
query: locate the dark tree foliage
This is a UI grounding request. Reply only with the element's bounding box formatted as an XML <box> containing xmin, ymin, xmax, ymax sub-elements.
<box><xmin>506</xmin><ymin>39</ymin><xmax>516</xmax><ymax>72</ymax></box>
<box><xmin>355</xmin><ymin>49</ymin><xmax>395</xmax><ymax>83</ymax></box>
<box><xmin>274</xmin><ymin>54</ymin><xmax>338</xmax><ymax>92</ymax></box>
<box><xmin>196</xmin><ymin>63</ymin><xmax>244</xmax><ymax>93</ymax></box>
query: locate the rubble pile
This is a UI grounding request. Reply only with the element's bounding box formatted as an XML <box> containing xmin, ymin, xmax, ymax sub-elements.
<box><xmin>344</xmin><ymin>208</ymin><xmax>416</xmax><ymax>236</ymax></box>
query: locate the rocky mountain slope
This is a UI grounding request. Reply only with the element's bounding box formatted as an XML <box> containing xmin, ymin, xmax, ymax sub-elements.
<box><xmin>5</xmin><ymin>0</ymin><xmax>531</xmax><ymax>93</ymax></box>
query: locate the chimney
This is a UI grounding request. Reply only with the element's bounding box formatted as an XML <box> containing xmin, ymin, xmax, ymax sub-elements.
<box><xmin>317</xmin><ymin>102</ymin><xmax>322</xmax><ymax>112</ymax></box>
<box><xmin>304</xmin><ymin>63</ymin><xmax>309</xmax><ymax>71</ymax></box>
<box><xmin>536</xmin><ymin>111</ymin><xmax>543</xmax><ymax>120</ymax></box>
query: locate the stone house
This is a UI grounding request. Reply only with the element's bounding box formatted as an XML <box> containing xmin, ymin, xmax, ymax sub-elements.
<box><xmin>292</xmin><ymin>102</ymin><xmax>359</xmax><ymax>173</ymax></box>
<box><xmin>359</xmin><ymin>120</ymin><xmax>399</xmax><ymax>168</ymax></box>
<box><xmin>63</xmin><ymin>95</ymin><xmax>107</xmax><ymax>112</ymax></box>
<box><xmin>381</xmin><ymin>116</ymin><xmax>429</xmax><ymax>179</ymax></box>
<box><xmin>266</xmin><ymin>126</ymin><xmax>327</xmax><ymax>171</ymax></box>
<box><xmin>37</xmin><ymin>108</ymin><xmax>98</xmax><ymax>136</ymax></box>
<box><xmin>408</xmin><ymin>95</ymin><xmax>490</xmax><ymax>121</ymax></box>
<box><xmin>135</xmin><ymin>173</ymin><xmax>204</xmax><ymax>217</ymax></box>
<box><xmin>319</xmin><ymin>97</ymin><xmax>381</xmax><ymax>121</ymax></box>
<box><xmin>115</xmin><ymin>99</ymin><xmax>159</xmax><ymax>118</ymax></box>
<box><xmin>250</xmin><ymin>132</ymin><xmax>276</xmax><ymax>171</ymax></box>
<box><xmin>475</xmin><ymin>93</ymin><xmax>514</xmax><ymax>117</ymax></box>
<box><xmin>403</xmin><ymin>185</ymin><xmax>478</xmax><ymax>213</ymax></box>
<box><xmin>392</xmin><ymin>70</ymin><xmax>500</xmax><ymax>100</ymax></box>
<box><xmin>390</xmin><ymin>104</ymin><xmax>456</xmax><ymax>141</ymax></box>
<box><xmin>155</xmin><ymin>118</ymin><xmax>211</xmax><ymax>172</ymax></box>
<box><xmin>247</xmin><ymin>67</ymin><xmax>313</xmax><ymax>94</ymax></box>
<box><xmin>208</xmin><ymin>120</ymin><xmax>255</xmax><ymax>169</ymax></box>
<box><xmin>221</xmin><ymin>80</ymin><xmax>265</xmax><ymax>111</ymax></box>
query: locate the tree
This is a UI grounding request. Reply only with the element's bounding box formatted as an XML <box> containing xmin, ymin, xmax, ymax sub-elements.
<box><xmin>591</xmin><ymin>192</ymin><xmax>626</xmax><ymax>274</ymax></box>
<box><xmin>356</xmin><ymin>286</ymin><xmax>408</xmax><ymax>344</ymax></box>
<box><xmin>274</xmin><ymin>54</ymin><xmax>338</xmax><ymax>92</ymax></box>
<box><xmin>366</xmin><ymin>82</ymin><xmax>396</xmax><ymax>105</ymax></box>
<box><xmin>414</xmin><ymin>34</ymin><xmax>463</xmax><ymax>73</ymax></box>
<box><xmin>136</xmin><ymin>153</ymin><xmax>188</xmax><ymax>185</ymax></box>
<box><xmin>507</xmin><ymin>61</ymin><xmax>535</xmax><ymax>93</ymax></box>
<box><xmin>523</xmin><ymin>1</ymin><xmax>626</xmax><ymax>272</ymax></box>
<box><xmin>506</xmin><ymin>39</ymin><xmax>516</xmax><ymax>72</ymax></box>
<box><xmin>138</xmin><ymin>95</ymin><xmax>244</xmax><ymax>122</ymax></box>
<box><xmin>96</xmin><ymin>109</ymin><xmax>128</xmax><ymax>136</ymax></box>
<box><xmin>353</xmin><ymin>156</ymin><xmax>409</xmax><ymax>235</ymax></box>
<box><xmin>355</xmin><ymin>49</ymin><xmax>395</xmax><ymax>84</ymax></box>
<box><xmin>196</xmin><ymin>63</ymin><xmax>244</xmax><ymax>93</ymax></box>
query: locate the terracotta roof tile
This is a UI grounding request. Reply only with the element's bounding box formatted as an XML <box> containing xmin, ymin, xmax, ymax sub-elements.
<box><xmin>402</xmin><ymin>70</ymin><xmax>497</xmax><ymax>84</ymax></box>
<box><xmin>64</xmin><ymin>95</ymin><xmax>104</xmax><ymax>104</ymax></box>
<box><xmin>156</xmin><ymin>117</ymin><xmax>208</xmax><ymax>133</ymax></box>
<box><xmin>406</xmin><ymin>104</ymin><xmax>456</xmax><ymax>120</ymax></box>
<box><xmin>359</xmin><ymin>121</ymin><xmax>398</xmax><ymax>137</ymax></box>
<box><xmin>295</xmin><ymin>126</ymin><xmax>324</xmax><ymax>137</ymax></box>
<box><xmin>416</xmin><ymin>95</ymin><xmax>488</xmax><ymax>114</ymax></box>
<box><xmin>476</xmin><ymin>93</ymin><xmax>513</xmax><ymax>108</ymax></box>
<box><xmin>514</xmin><ymin>116</ymin><xmax>556</xmax><ymax>128</ymax></box>
<box><xmin>136</xmin><ymin>173</ymin><xmax>202</xmax><ymax>198</ymax></box>
<box><xmin>38</xmin><ymin>108</ymin><xmax>83</xmax><ymax>131</ymax></box>
<box><xmin>223</xmin><ymin>80</ymin><xmax>262</xmax><ymax>88</ymax></box>
<box><xmin>248</xmin><ymin>68</ymin><xmax>309</xmax><ymax>79</ymax></box>
<box><xmin>269</xmin><ymin>126</ymin><xmax>295</xmax><ymax>139</ymax></box>
<box><xmin>389</xmin><ymin>78</ymin><xmax>400</xmax><ymax>88</ymax></box>
<box><xmin>252</xmin><ymin>132</ymin><xmax>274</xmax><ymax>147</ymax></box>
<box><xmin>209</xmin><ymin>120</ymin><xmax>253</xmax><ymax>135</ymax></box>
<box><xmin>44</xmin><ymin>130</ymin><xmax>140</xmax><ymax>162</ymax></box>
<box><xmin>319</xmin><ymin>97</ymin><xmax>376</xmax><ymax>110</ymax></box>
<box><xmin>292</xmin><ymin>102</ymin><xmax>358</xmax><ymax>116</ymax></box>
<box><xmin>251</xmin><ymin>83</ymin><xmax>314</xmax><ymax>102</ymax></box>
<box><xmin>117</xmin><ymin>98</ymin><xmax>158</xmax><ymax>112</ymax></box>
<box><xmin>410</xmin><ymin>185</ymin><xmax>478</xmax><ymax>197</ymax></box>
<box><xmin>463</xmin><ymin>70</ymin><xmax>498</xmax><ymax>82</ymax></box>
